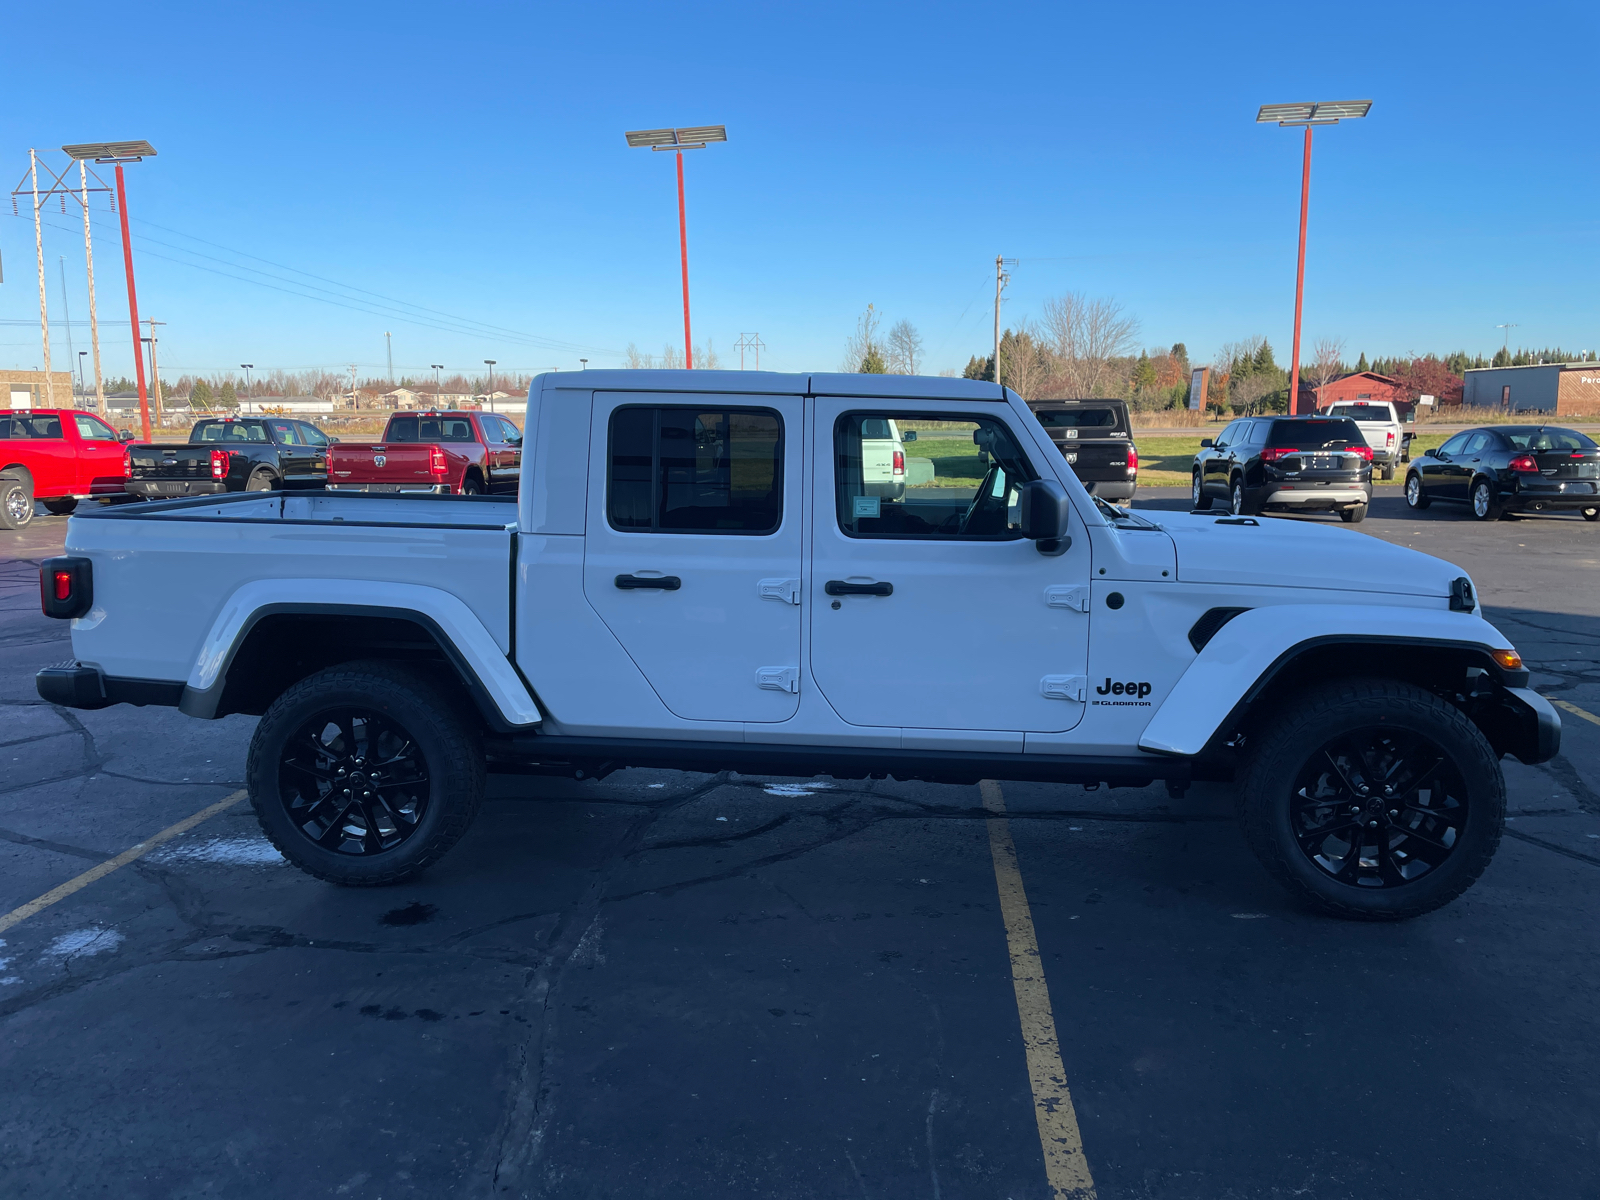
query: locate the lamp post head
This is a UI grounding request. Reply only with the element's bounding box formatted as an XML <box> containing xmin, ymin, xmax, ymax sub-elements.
<box><xmin>62</xmin><ymin>140</ymin><xmax>157</xmax><ymax>163</ymax></box>
<box><xmin>1256</xmin><ymin>101</ymin><xmax>1371</xmax><ymax>127</ymax></box>
<box><xmin>624</xmin><ymin>126</ymin><xmax>727</xmax><ymax>152</ymax></box>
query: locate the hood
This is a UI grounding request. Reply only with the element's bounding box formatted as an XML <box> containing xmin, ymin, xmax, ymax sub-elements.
<box><xmin>1162</xmin><ymin>512</ymin><xmax>1467</xmax><ymax>600</ymax></box>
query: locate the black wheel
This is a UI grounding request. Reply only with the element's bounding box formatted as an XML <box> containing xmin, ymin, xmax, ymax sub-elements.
<box><xmin>1404</xmin><ymin>472</ymin><xmax>1430</xmax><ymax>510</ymax></box>
<box><xmin>42</xmin><ymin>498</ymin><xmax>78</xmax><ymax>516</ymax></box>
<box><xmin>1238</xmin><ymin>678</ymin><xmax>1504</xmax><ymax>920</ymax></box>
<box><xmin>1583</xmin><ymin>507</ymin><xmax>1599</xmax><ymax>522</ymax></box>
<box><xmin>1340</xmin><ymin>504</ymin><xmax>1367</xmax><ymax>524</ymax></box>
<box><xmin>1380</xmin><ymin>465</ymin><xmax>1395</xmax><ymax>481</ymax></box>
<box><xmin>460</xmin><ymin>475</ymin><xmax>483</xmax><ymax>496</ymax></box>
<box><xmin>1470</xmin><ymin>479</ymin><xmax>1502</xmax><ymax>521</ymax></box>
<box><xmin>245</xmin><ymin>468</ymin><xmax>278</xmax><ymax>493</ymax></box>
<box><xmin>1191</xmin><ymin>471</ymin><xmax>1212</xmax><ymax>511</ymax></box>
<box><xmin>0</xmin><ymin>473</ymin><xmax>34</xmax><ymax>530</ymax></box>
<box><xmin>247</xmin><ymin>661</ymin><xmax>485</xmax><ymax>885</ymax></box>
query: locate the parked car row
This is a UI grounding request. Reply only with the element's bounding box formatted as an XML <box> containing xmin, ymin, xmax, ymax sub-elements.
<box><xmin>0</xmin><ymin>408</ymin><xmax>521</xmax><ymax>528</ymax></box>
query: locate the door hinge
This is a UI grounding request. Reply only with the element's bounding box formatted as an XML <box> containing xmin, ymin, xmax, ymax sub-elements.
<box><xmin>756</xmin><ymin>666</ymin><xmax>800</xmax><ymax>694</ymax></box>
<box><xmin>1044</xmin><ymin>585</ymin><xmax>1090</xmax><ymax>612</ymax></box>
<box><xmin>759</xmin><ymin>577</ymin><xmax>802</xmax><ymax>605</ymax></box>
<box><xmin>1040</xmin><ymin>674</ymin><xmax>1087</xmax><ymax>702</ymax></box>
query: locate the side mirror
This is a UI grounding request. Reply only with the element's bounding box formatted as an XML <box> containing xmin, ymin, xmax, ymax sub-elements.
<box><xmin>1424</xmin><ymin>447</ymin><xmax>1439</xmax><ymax>458</ymax></box>
<box><xmin>1017</xmin><ymin>479</ymin><xmax>1071</xmax><ymax>556</ymax></box>
<box><xmin>117</xmin><ymin>429</ymin><xmax>135</xmax><ymax>442</ymax></box>
<box><xmin>902</xmin><ymin>430</ymin><xmax>917</xmax><ymax>442</ymax></box>
<box><xmin>1200</xmin><ymin>438</ymin><xmax>1213</xmax><ymax>448</ymax></box>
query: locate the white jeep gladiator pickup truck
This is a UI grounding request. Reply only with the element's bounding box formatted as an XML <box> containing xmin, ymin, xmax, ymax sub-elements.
<box><xmin>1325</xmin><ymin>400</ymin><xmax>1409</xmax><ymax>480</ymax></box>
<box><xmin>36</xmin><ymin>372</ymin><xmax>1557</xmax><ymax>920</ymax></box>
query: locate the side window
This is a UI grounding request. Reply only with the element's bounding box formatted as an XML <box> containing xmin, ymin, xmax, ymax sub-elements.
<box><xmin>607</xmin><ymin>406</ymin><xmax>782</xmax><ymax>535</ymax></box>
<box><xmin>1437</xmin><ymin>433</ymin><xmax>1470</xmax><ymax>456</ymax></box>
<box><xmin>1463</xmin><ymin>432</ymin><xmax>1492</xmax><ymax>455</ymax></box>
<box><xmin>75</xmin><ymin>414</ymin><xmax>117</xmax><ymax>441</ymax></box>
<box><xmin>298</xmin><ymin>423</ymin><xmax>329</xmax><ymax>447</ymax></box>
<box><xmin>1214</xmin><ymin>420</ymin><xmax>1241</xmax><ymax>449</ymax></box>
<box><xmin>267</xmin><ymin>420</ymin><xmax>300</xmax><ymax>445</ymax></box>
<box><xmin>498</xmin><ymin>416</ymin><xmax>522</xmax><ymax>443</ymax></box>
<box><xmin>835</xmin><ymin>413</ymin><xmax>1035</xmax><ymax>540</ymax></box>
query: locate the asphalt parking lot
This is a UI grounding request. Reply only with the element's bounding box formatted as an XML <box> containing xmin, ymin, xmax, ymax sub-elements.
<box><xmin>2</xmin><ymin>491</ymin><xmax>1598</xmax><ymax>1200</ymax></box>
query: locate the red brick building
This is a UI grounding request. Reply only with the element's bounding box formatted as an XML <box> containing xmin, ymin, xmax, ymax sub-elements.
<box><xmin>1313</xmin><ymin>371</ymin><xmax>1403</xmax><ymax>412</ymax></box>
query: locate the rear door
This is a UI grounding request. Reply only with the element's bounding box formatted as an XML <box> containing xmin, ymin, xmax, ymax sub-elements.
<box><xmin>266</xmin><ymin>419</ymin><xmax>317</xmax><ymax>482</ymax></box>
<box><xmin>71</xmin><ymin>413</ymin><xmax>127</xmax><ymax>495</ymax></box>
<box><xmin>583</xmin><ymin>393</ymin><xmax>804</xmax><ymax>723</ymax></box>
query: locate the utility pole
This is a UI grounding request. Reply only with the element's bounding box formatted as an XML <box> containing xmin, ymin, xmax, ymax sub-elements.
<box><xmin>348</xmin><ymin>364</ymin><xmax>358</xmax><ymax>410</ymax></box>
<box><xmin>385</xmin><ymin>332</ymin><xmax>394</xmax><ymax>385</ymax></box>
<box><xmin>484</xmin><ymin>359</ymin><xmax>496</xmax><ymax>412</ymax></box>
<box><xmin>59</xmin><ymin>257</ymin><xmax>77</xmax><ymax>406</ymax></box>
<box><xmin>735</xmin><ymin>333</ymin><xmax>766</xmax><ymax>371</ymax></box>
<box><xmin>79</xmin><ymin>161</ymin><xmax>105</xmax><ymax>416</ymax></box>
<box><xmin>994</xmin><ymin>256</ymin><xmax>1015</xmax><ymax>391</ymax></box>
<box><xmin>1496</xmin><ymin>323</ymin><xmax>1518</xmax><ymax>357</ymax></box>
<box><xmin>431</xmin><ymin>363</ymin><xmax>443</xmax><ymax>401</ymax></box>
<box><xmin>145</xmin><ymin>319</ymin><xmax>165</xmax><ymax>422</ymax></box>
<box><xmin>29</xmin><ymin>151</ymin><xmax>54</xmax><ymax>406</ymax></box>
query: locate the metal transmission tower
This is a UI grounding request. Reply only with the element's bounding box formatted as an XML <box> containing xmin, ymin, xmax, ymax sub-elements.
<box><xmin>735</xmin><ymin>333</ymin><xmax>765</xmax><ymax>371</ymax></box>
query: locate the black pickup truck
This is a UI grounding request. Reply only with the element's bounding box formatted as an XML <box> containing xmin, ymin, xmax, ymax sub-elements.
<box><xmin>1027</xmin><ymin>398</ymin><xmax>1138</xmax><ymax>500</ymax></box>
<box><xmin>126</xmin><ymin>417</ymin><xmax>332</xmax><ymax>497</ymax></box>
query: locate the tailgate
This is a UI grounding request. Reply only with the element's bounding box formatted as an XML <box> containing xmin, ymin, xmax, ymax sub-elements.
<box><xmin>129</xmin><ymin>445</ymin><xmax>211</xmax><ymax>480</ymax></box>
<box><xmin>1055</xmin><ymin>437</ymin><xmax>1131</xmax><ymax>476</ymax></box>
<box><xmin>328</xmin><ymin>443</ymin><xmax>438</xmax><ymax>484</ymax></box>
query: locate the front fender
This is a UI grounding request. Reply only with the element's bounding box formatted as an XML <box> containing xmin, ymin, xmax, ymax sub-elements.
<box><xmin>1138</xmin><ymin>604</ymin><xmax>1517</xmax><ymax>757</ymax></box>
<box><xmin>178</xmin><ymin>578</ymin><xmax>541</xmax><ymax>727</ymax></box>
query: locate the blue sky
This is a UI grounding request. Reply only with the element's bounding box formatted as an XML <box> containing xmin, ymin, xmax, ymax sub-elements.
<box><xmin>2</xmin><ymin>0</ymin><xmax>1596</xmax><ymax>383</ymax></box>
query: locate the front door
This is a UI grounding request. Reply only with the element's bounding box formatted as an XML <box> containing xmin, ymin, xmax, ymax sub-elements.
<box><xmin>1425</xmin><ymin>431</ymin><xmax>1473</xmax><ymax>500</ymax></box>
<box><xmin>1203</xmin><ymin>420</ymin><xmax>1245</xmax><ymax>498</ymax></box>
<box><xmin>583</xmin><ymin>393</ymin><xmax>804</xmax><ymax>723</ymax></box>
<box><xmin>71</xmin><ymin>413</ymin><xmax>127</xmax><ymax>495</ymax></box>
<box><xmin>808</xmin><ymin>401</ymin><xmax>1092</xmax><ymax>734</ymax></box>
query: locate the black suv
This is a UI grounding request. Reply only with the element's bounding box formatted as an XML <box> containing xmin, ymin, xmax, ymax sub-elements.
<box><xmin>1405</xmin><ymin>425</ymin><xmax>1600</xmax><ymax>521</ymax></box>
<box><xmin>1027</xmin><ymin>398</ymin><xmax>1137</xmax><ymax>500</ymax></box>
<box><xmin>1192</xmin><ymin>415</ymin><xmax>1373</xmax><ymax>522</ymax></box>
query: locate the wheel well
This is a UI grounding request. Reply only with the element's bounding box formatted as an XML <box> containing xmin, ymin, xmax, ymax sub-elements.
<box><xmin>1217</xmin><ymin>640</ymin><xmax>1534</xmax><ymax>766</ymax></box>
<box><xmin>1</xmin><ymin>465</ymin><xmax>33</xmax><ymax>486</ymax></box>
<box><xmin>464</xmin><ymin>466</ymin><xmax>485</xmax><ymax>484</ymax></box>
<box><xmin>213</xmin><ymin>611</ymin><xmax>489</xmax><ymax>728</ymax></box>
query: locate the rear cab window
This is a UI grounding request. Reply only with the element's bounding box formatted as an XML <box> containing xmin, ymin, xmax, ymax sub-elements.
<box><xmin>0</xmin><ymin>414</ymin><xmax>64</xmax><ymax>439</ymax></box>
<box><xmin>385</xmin><ymin>416</ymin><xmax>476</xmax><ymax>443</ymax></box>
<box><xmin>1332</xmin><ymin>404</ymin><xmax>1396</xmax><ymax>423</ymax></box>
<box><xmin>1030</xmin><ymin>403</ymin><xmax>1128</xmax><ymax>439</ymax></box>
<box><xmin>608</xmin><ymin>406</ymin><xmax>783</xmax><ymax>534</ymax></box>
<box><xmin>193</xmin><ymin>420</ymin><xmax>267</xmax><ymax>443</ymax></box>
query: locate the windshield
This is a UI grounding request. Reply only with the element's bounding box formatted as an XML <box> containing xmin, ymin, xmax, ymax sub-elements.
<box><xmin>192</xmin><ymin>421</ymin><xmax>267</xmax><ymax>443</ymax></box>
<box><xmin>1036</xmin><ymin>408</ymin><xmax>1119</xmax><ymax>430</ymax></box>
<box><xmin>1266</xmin><ymin>419</ymin><xmax>1363</xmax><ymax>450</ymax></box>
<box><xmin>1503</xmin><ymin>428</ymin><xmax>1598</xmax><ymax>452</ymax></box>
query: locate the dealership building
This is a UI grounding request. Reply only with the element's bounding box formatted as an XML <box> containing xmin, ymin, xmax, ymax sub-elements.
<box><xmin>1462</xmin><ymin>363</ymin><xmax>1600</xmax><ymax>417</ymax></box>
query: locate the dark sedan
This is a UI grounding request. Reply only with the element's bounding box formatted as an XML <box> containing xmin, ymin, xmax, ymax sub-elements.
<box><xmin>1405</xmin><ymin>426</ymin><xmax>1600</xmax><ymax>521</ymax></box>
<box><xmin>1192</xmin><ymin>415</ymin><xmax>1373</xmax><ymax>522</ymax></box>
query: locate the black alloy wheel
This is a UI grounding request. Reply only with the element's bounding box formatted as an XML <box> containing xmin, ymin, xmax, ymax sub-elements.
<box><xmin>1239</xmin><ymin>678</ymin><xmax>1504</xmax><ymax>919</ymax></box>
<box><xmin>248</xmin><ymin>661</ymin><xmax>485</xmax><ymax>885</ymax></box>
<box><xmin>1191</xmin><ymin>470</ymin><xmax>1212</xmax><ymax>510</ymax></box>
<box><xmin>1405</xmin><ymin>472</ymin><xmax>1429</xmax><ymax>509</ymax></box>
<box><xmin>460</xmin><ymin>475</ymin><xmax>483</xmax><ymax>496</ymax></box>
<box><xmin>1288</xmin><ymin>727</ymin><xmax>1468</xmax><ymax>890</ymax></box>
<box><xmin>279</xmin><ymin>707</ymin><xmax>431</xmax><ymax>856</ymax></box>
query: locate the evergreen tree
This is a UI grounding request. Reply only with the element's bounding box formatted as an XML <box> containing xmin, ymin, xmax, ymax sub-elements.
<box><xmin>1170</xmin><ymin>343</ymin><xmax>1189</xmax><ymax>367</ymax></box>
<box><xmin>218</xmin><ymin>380</ymin><xmax>239</xmax><ymax>408</ymax></box>
<box><xmin>860</xmin><ymin>347</ymin><xmax>887</xmax><ymax>374</ymax></box>
<box><xmin>1492</xmin><ymin>347</ymin><xmax>1511</xmax><ymax>368</ymax></box>
<box><xmin>1132</xmin><ymin>350</ymin><xmax>1157</xmax><ymax>391</ymax></box>
<box><xmin>190</xmin><ymin>378</ymin><xmax>215</xmax><ymax>409</ymax></box>
<box><xmin>1355</xmin><ymin>352</ymin><xmax>1369</xmax><ymax>372</ymax></box>
<box><xmin>963</xmin><ymin>354</ymin><xmax>994</xmax><ymax>382</ymax></box>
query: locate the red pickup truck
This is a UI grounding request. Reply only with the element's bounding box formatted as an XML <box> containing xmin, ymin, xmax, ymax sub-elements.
<box><xmin>326</xmin><ymin>411</ymin><xmax>521</xmax><ymax>495</ymax></box>
<box><xmin>1</xmin><ymin>408</ymin><xmax>136</xmax><ymax>529</ymax></box>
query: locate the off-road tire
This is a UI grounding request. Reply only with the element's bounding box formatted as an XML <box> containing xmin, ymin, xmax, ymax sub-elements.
<box><xmin>0</xmin><ymin>473</ymin><xmax>34</xmax><ymax>530</ymax></box>
<box><xmin>245</xmin><ymin>468</ymin><xmax>279</xmax><ymax>493</ymax></box>
<box><xmin>42</xmin><ymin>498</ymin><xmax>78</xmax><ymax>516</ymax></box>
<box><xmin>1471</xmin><ymin>478</ymin><xmax>1504</xmax><ymax>521</ymax></box>
<box><xmin>1238</xmin><ymin>678</ymin><xmax>1505</xmax><ymax>921</ymax></box>
<box><xmin>1339</xmin><ymin>504</ymin><xmax>1367</xmax><ymax>524</ymax></box>
<box><xmin>1405</xmin><ymin>472</ymin><xmax>1430</xmax><ymax>510</ymax></box>
<box><xmin>1191</xmin><ymin>471</ymin><xmax>1212</xmax><ymax>511</ymax></box>
<box><xmin>247</xmin><ymin>661</ymin><xmax>485</xmax><ymax>886</ymax></box>
<box><xmin>460</xmin><ymin>475</ymin><xmax>483</xmax><ymax>496</ymax></box>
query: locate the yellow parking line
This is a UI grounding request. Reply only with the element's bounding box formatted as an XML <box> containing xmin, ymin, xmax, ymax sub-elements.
<box><xmin>1548</xmin><ymin>697</ymin><xmax>1600</xmax><ymax>729</ymax></box>
<box><xmin>981</xmin><ymin>779</ymin><xmax>1098</xmax><ymax>1200</ymax></box>
<box><xmin>0</xmin><ymin>789</ymin><xmax>247</xmax><ymax>936</ymax></box>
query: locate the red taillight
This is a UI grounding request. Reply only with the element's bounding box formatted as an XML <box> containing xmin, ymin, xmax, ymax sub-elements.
<box><xmin>53</xmin><ymin>570</ymin><xmax>72</xmax><ymax>602</ymax></box>
<box><xmin>1386</xmin><ymin>431</ymin><xmax>1395</xmax><ymax>444</ymax></box>
<box><xmin>1510</xmin><ymin>454</ymin><xmax>1539</xmax><ymax>473</ymax></box>
<box><xmin>1353</xmin><ymin>445</ymin><xmax>1373</xmax><ymax>462</ymax></box>
<box><xmin>892</xmin><ymin>450</ymin><xmax>904</xmax><ymax>476</ymax></box>
<box><xmin>429</xmin><ymin>446</ymin><xmax>448</xmax><ymax>475</ymax></box>
<box><xmin>1261</xmin><ymin>447</ymin><xmax>1297</xmax><ymax>462</ymax></box>
<box><xmin>1127</xmin><ymin>446</ymin><xmax>1138</xmax><ymax>473</ymax></box>
<box><xmin>210</xmin><ymin>449</ymin><xmax>230</xmax><ymax>480</ymax></box>
<box><xmin>123</xmin><ymin>447</ymin><xmax>133</xmax><ymax>479</ymax></box>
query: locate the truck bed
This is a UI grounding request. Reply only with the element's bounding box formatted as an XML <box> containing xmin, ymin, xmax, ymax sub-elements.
<box><xmin>65</xmin><ymin>491</ymin><xmax>519</xmax><ymax>685</ymax></box>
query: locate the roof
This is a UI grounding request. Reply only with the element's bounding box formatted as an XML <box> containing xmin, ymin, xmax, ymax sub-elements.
<box><xmin>1323</xmin><ymin>371</ymin><xmax>1397</xmax><ymax>386</ymax></box>
<box><xmin>1464</xmin><ymin>362</ymin><xmax>1592</xmax><ymax>373</ymax></box>
<box><xmin>539</xmin><ymin>369</ymin><xmax>1008</xmax><ymax>401</ymax></box>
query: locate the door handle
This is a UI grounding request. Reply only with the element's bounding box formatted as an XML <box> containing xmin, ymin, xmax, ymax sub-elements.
<box><xmin>824</xmin><ymin>580</ymin><xmax>893</xmax><ymax>596</ymax></box>
<box><xmin>615</xmin><ymin>574</ymin><xmax>681</xmax><ymax>591</ymax></box>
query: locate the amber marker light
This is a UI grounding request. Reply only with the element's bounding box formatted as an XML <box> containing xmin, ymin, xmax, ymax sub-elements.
<box><xmin>1491</xmin><ymin>648</ymin><xmax>1523</xmax><ymax>671</ymax></box>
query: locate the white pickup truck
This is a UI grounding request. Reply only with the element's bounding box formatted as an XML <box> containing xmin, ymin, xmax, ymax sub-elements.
<box><xmin>1324</xmin><ymin>400</ymin><xmax>1410</xmax><ymax>480</ymax></box>
<box><xmin>36</xmin><ymin>372</ymin><xmax>1557</xmax><ymax>920</ymax></box>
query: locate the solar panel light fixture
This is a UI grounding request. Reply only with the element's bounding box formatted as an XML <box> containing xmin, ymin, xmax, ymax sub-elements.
<box><xmin>624</xmin><ymin>126</ymin><xmax>727</xmax><ymax>151</ymax></box>
<box><xmin>61</xmin><ymin>140</ymin><xmax>157</xmax><ymax>163</ymax></box>
<box><xmin>1256</xmin><ymin>101</ymin><xmax>1371</xmax><ymax>127</ymax></box>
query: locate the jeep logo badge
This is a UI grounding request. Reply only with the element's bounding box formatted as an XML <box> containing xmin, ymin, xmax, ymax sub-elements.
<box><xmin>373</xmin><ymin>454</ymin><xmax>386</xmax><ymax>467</ymax></box>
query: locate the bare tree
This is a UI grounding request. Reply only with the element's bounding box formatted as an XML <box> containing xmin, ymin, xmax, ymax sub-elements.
<box><xmin>624</xmin><ymin>343</ymin><xmax>651</xmax><ymax>369</ymax></box>
<box><xmin>998</xmin><ymin>323</ymin><xmax>1051</xmax><ymax>400</ymax></box>
<box><xmin>695</xmin><ymin>338</ymin><xmax>722</xmax><ymax>370</ymax></box>
<box><xmin>659</xmin><ymin>343</ymin><xmax>684</xmax><ymax>370</ymax></box>
<box><xmin>1311</xmin><ymin>337</ymin><xmax>1347</xmax><ymax>400</ymax></box>
<box><xmin>1037</xmin><ymin>293</ymin><xmax>1140</xmax><ymax>396</ymax></box>
<box><xmin>841</xmin><ymin>304</ymin><xmax>883</xmax><ymax>372</ymax></box>
<box><xmin>885</xmin><ymin>319</ymin><xmax>924</xmax><ymax>375</ymax></box>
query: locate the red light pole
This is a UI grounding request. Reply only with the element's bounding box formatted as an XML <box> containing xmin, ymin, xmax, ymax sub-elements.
<box><xmin>625</xmin><ymin>126</ymin><xmax>728</xmax><ymax>370</ymax></box>
<box><xmin>64</xmin><ymin>141</ymin><xmax>157</xmax><ymax>440</ymax></box>
<box><xmin>1256</xmin><ymin>103</ymin><xmax>1370</xmax><ymax>415</ymax></box>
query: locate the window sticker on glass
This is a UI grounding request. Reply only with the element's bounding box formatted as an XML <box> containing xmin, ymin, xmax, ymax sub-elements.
<box><xmin>853</xmin><ymin>495</ymin><xmax>881</xmax><ymax>518</ymax></box>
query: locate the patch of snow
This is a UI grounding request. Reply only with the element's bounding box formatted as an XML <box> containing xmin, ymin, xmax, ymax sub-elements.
<box><xmin>763</xmin><ymin>782</ymin><xmax>836</xmax><ymax>797</ymax></box>
<box><xmin>44</xmin><ymin>927</ymin><xmax>124</xmax><ymax>959</ymax></box>
<box><xmin>149</xmin><ymin>837</ymin><xmax>285</xmax><ymax>866</ymax></box>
